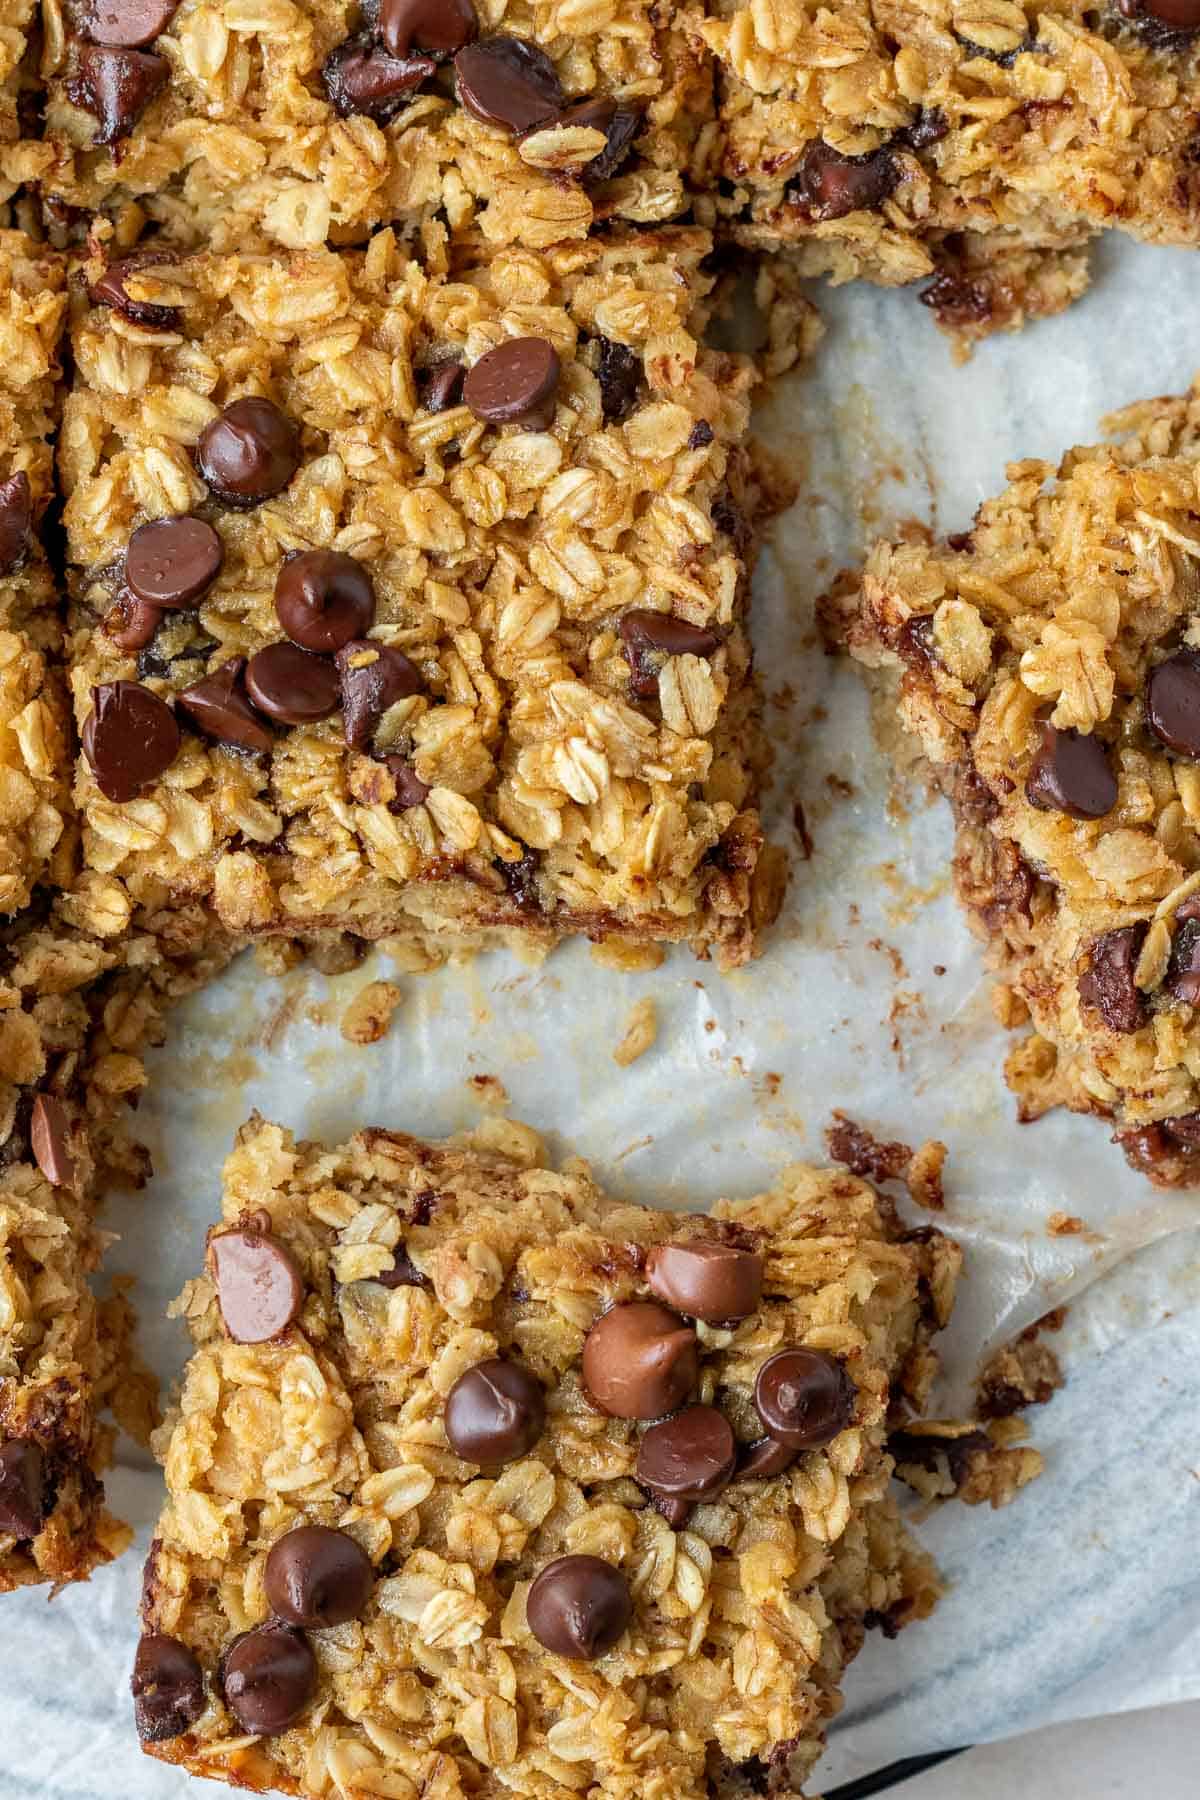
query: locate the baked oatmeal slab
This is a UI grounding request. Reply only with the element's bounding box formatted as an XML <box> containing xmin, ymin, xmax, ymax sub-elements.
<box><xmin>135</xmin><ymin>1113</ymin><xmax>967</xmax><ymax>1796</ymax></box>
<box><xmin>832</xmin><ymin>375</ymin><xmax>1200</xmax><ymax>1185</ymax></box>
<box><xmin>0</xmin><ymin>229</ymin><xmax>74</xmax><ymax>916</ymax></box>
<box><xmin>62</xmin><ymin>228</ymin><xmax>776</xmax><ymax>967</ymax></box>
<box><xmin>702</xmin><ymin>0</ymin><xmax>1200</xmax><ymax>339</ymax></box>
<box><xmin>38</xmin><ymin>0</ymin><xmax>712</xmax><ymax>256</ymax></box>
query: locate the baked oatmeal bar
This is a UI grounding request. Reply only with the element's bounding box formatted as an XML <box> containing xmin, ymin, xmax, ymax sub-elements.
<box><xmin>1</xmin><ymin>0</ymin><xmax>53</xmax><ymax>207</ymax></box>
<box><xmin>0</xmin><ymin>894</ymin><xmax>232</xmax><ymax>1589</ymax></box>
<box><xmin>62</xmin><ymin>228</ymin><xmax>776</xmax><ymax>967</ymax></box>
<box><xmin>38</xmin><ymin>0</ymin><xmax>712</xmax><ymax>256</ymax></box>
<box><xmin>832</xmin><ymin>375</ymin><xmax>1200</xmax><ymax>1185</ymax></box>
<box><xmin>702</xmin><ymin>0</ymin><xmax>1200</xmax><ymax>338</ymax></box>
<box><xmin>135</xmin><ymin>1113</ymin><xmax>961</xmax><ymax>1796</ymax></box>
<box><xmin>0</xmin><ymin>230</ymin><xmax>74</xmax><ymax>916</ymax></box>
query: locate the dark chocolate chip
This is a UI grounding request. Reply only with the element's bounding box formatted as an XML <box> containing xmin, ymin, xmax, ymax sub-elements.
<box><xmin>106</xmin><ymin>591</ymin><xmax>164</xmax><ymax>651</ymax></box>
<box><xmin>444</xmin><ymin>1358</ymin><xmax>546</xmax><ymax>1466</ymax></box>
<box><xmin>264</xmin><ymin>1526</ymin><xmax>374</xmax><ymax>1629</ymax></box>
<box><xmin>81</xmin><ymin>0</ymin><xmax>179</xmax><ymax>48</ymax></box>
<box><xmin>649</xmin><ymin>1492</ymin><xmax>692</xmax><ymax>1529</ymax></box>
<box><xmin>753</xmin><ymin>1348</ymin><xmax>856</xmax><ymax>1450</ymax></box>
<box><xmin>787</xmin><ymin>140</ymin><xmax>899</xmax><ymax>222</ymax></box>
<box><xmin>321</xmin><ymin>37</ymin><xmax>436</xmax><ymax>121</ymax></box>
<box><xmin>454</xmin><ymin>36</ymin><xmax>563</xmax><ymax>134</ymax></box>
<box><xmin>420</xmin><ymin>359</ymin><xmax>465</xmax><ymax>412</ymax></box>
<box><xmin>82</xmin><ymin>680</ymin><xmax>181</xmax><ymax>802</ymax></box>
<box><xmin>1166</xmin><ymin>901</ymin><xmax>1200</xmax><ymax>1004</ymax></box>
<box><xmin>0</xmin><ymin>1440</ymin><xmax>46</xmax><ymax>1540</ymax></box>
<box><xmin>196</xmin><ymin>397</ymin><xmax>299</xmax><ymax>507</ymax></box>
<box><xmin>221</xmin><ymin>1623</ymin><xmax>316</xmax><ymax>1736</ymax></box>
<box><xmin>0</xmin><ymin>471</ymin><xmax>32</xmax><ymax>577</ymax></box>
<box><xmin>526</xmin><ymin>1555</ymin><xmax>631</xmax><ymax>1660</ymax></box>
<box><xmin>68</xmin><ymin>44</ymin><xmax>168</xmax><ymax>144</ymax></box>
<box><xmin>464</xmin><ymin>337</ymin><xmax>560</xmax><ymax>430</ymax></box>
<box><xmin>645</xmin><ymin>1240</ymin><xmax>763</xmax><ymax>1324</ymax></box>
<box><xmin>275</xmin><ymin>550</ymin><xmax>375</xmax><ymax>653</ymax></box>
<box><xmin>1147</xmin><ymin>649</ymin><xmax>1200</xmax><ymax>758</ymax></box>
<box><xmin>1163</xmin><ymin>1109</ymin><xmax>1200</xmax><ymax>1147</ymax></box>
<box><xmin>1078</xmin><ymin>923</ymin><xmax>1148</xmax><ymax>1034</ymax></box>
<box><xmin>735</xmin><ymin>1435</ymin><xmax>796</xmax><ymax>1481</ymax></box>
<box><xmin>1119</xmin><ymin>0</ymin><xmax>1200</xmax><ymax>34</ymax></box>
<box><xmin>687</xmin><ymin>420</ymin><xmax>715</xmax><ymax>450</ymax></box>
<box><xmin>889</xmin><ymin>1426</ymin><xmax>993</xmax><ymax>1489</ymax></box>
<box><xmin>581</xmin><ymin>1300</ymin><xmax>698</xmax><ymax>1420</ymax></box>
<box><xmin>636</xmin><ymin>1404</ymin><xmax>736</xmax><ymax>1503</ymax></box>
<box><xmin>1025</xmin><ymin>721</ymin><xmax>1117</xmax><ymax>819</ymax></box>
<box><xmin>126</xmin><ymin>515</ymin><xmax>222</xmax><ymax>609</ymax></box>
<box><xmin>209</xmin><ymin>1226</ymin><xmax>305</xmax><ymax>1343</ymax></box>
<box><xmin>90</xmin><ymin>249</ymin><xmax>181</xmax><ymax>328</ymax></box>
<box><xmin>380</xmin><ymin>755</ymin><xmax>431</xmax><ymax>811</ymax></box>
<box><xmin>177</xmin><ymin>657</ymin><xmax>274</xmax><ymax>752</ymax></box>
<box><xmin>244</xmin><ymin>642</ymin><xmax>341</xmax><ymax>726</ymax></box>
<box><xmin>548</xmin><ymin>97</ymin><xmax>643</xmax><ymax>181</ymax></box>
<box><xmin>380</xmin><ymin>0</ymin><xmax>476</xmax><ymax>57</ymax></box>
<box><xmin>335</xmin><ymin>640</ymin><xmax>423</xmax><ymax>748</ymax></box>
<box><xmin>619</xmin><ymin>608</ymin><xmax>721</xmax><ymax>699</ymax></box>
<box><xmin>899</xmin><ymin>106</ymin><xmax>949</xmax><ymax>149</ymax></box>
<box><xmin>596</xmin><ymin>339</ymin><xmax>642</xmax><ymax>423</ymax></box>
<box><xmin>375</xmin><ymin>1243</ymin><xmax>428</xmax><ymax>1286</ymax></box>
<box><xmin>132</xmin><ymin>1633</ymin><xmax>206</xmax><ymax>1743</ymax></box>
<box><xmin>498</xmin><ymin>847</ymin><xmax>541</xmax><ymax>909</ymax></box>
<box><xmin>30</xmin><ymin>1094</ymin><xmax>75</xmax><ymax>1189</ymax></box>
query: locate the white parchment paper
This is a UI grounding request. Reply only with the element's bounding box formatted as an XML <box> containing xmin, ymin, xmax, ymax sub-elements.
<box><xmin>4</xmin><ymin>231</ymin><xmax>1200</xmax><ymax>1798</ymax></box>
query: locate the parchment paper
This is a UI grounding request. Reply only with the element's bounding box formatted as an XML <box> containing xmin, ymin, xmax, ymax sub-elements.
<box><xmin>4</xmin><ymin>230</ymin><xmax>1200</xmax><ymax>1798</ymax></box>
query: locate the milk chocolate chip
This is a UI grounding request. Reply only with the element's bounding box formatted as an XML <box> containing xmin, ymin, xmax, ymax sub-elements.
<box><xmin>209</xmin><ymin>1226</ymin><xmax>304</xmax><ymax>1343</ymax></box>
<box><xmin>30</xmin><ymin>1095</ymin><xmax>75</xmax><ymax>1189</ymax></box>
<box><xmin>581</xmin><ymin>1301</ymin><xmax>698</xmax><ymax>1419</ymax></box>
<box><xmin>645</xmin><ymin>1240</ymin><xmax>763</xmax><ymax>1323</ymax></box>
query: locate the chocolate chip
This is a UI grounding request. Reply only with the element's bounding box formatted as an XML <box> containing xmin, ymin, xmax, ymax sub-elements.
<box><xmin>1025</xmin><ymin>721</ymin><xmax>1117</xmax><ymax>819</ymax></box>
<box><xmin>549</xmin><ymin>97</ymin><xmax>643</xmax><ymax>181</ymax></box>
<box><xmin>132</xmin><ymin>1634</ymin><xmax>205</xmax><ymax>1743</ymax></box>
<box><xmin>244</xmin><ymin>642</ymin><xmax>341</xmax><ymax>726</ymax></box>
<box><xmin>1078</xmin><ymin>924</ymin><xmax>1148</xmax><ymax>1034</ymax></box>
<box><xmin>1162</xmin><ymin>1109</ymin><xmax>1200</xmax><ymax>1146</ymax></box>
<box><xmin>1147</xmin><ymin>649</ymin><xmax>1200</xmax><ymax>758</ymax></box>
<box><xmin>380</xmin><ymin>0</ymin><xmax>476</xmax><ymax>57</ymax></box>
<box><xmin>30</xmin><ymin>1095</ymin><xmax>75</xmax><ymax>1189</ymax></box>
<box><xmin>581</xmin><ymin>1300</ymin><xmax>698</xmax><ymax>1419</ymax></box>
<box><xmin>464</xmin><ymin>337</ymin><xmax>560</xmax><ymax>430</ymax></box>
<box><xmin>221</xmin><ymin>1623</ymin><xmax>316</xmax><ymax>1736</ymax></box>
<box><xmin>649</xmin><ymin>1492</ymin><xmax>692</xmax><ymax>1529</ymax></box>
<box><xmin>81</xmin><ymin>0</ymin><xmax>178</xmax><ymax>48</ymax></box>
<box><xmin>126</xmin><ymin>515</ymin><xmax>222</xmax><ymax>609</ymax></box>
<box><xmin>106</xmin><ymin>591</ymin><xmax>163</xmax><ymax>651</ymax></box>
<box><xmin>275</xmin><ymin>551</ymin><xmax>375</xmax><ymax>653</ymax></box>
<box><xmin>0</xmin><ymin>1440</ymin><xmax>46</xmax><ymax>1540</ymax></box>
<box><xmin>899</xmin><ymin>106</ymin><xmax>949</xmax><ymax>149</ymax></box>
<box><xmin>90</xmin><ymin>250</ymin><xmax>181</xmax><ymax>328</ymax></box>
<box><xmin>196</xmin><ymin>397</ymin><xmax>299</xmax><ymax>507</ymax></box>
<box><xmin>498</xmin><ymin>846</ymin><xmax>541</xmax><ymax>910</ymax></box>
<box><xmin>0</xmin><ymin>471</ymin><xmax>32</xmax><ymax>577</ymax></box>
<box><xmin>334</xmin><ymin>641</ymin><xmax>423</xmax><ymax>749</ymax></box>
<box><xmin>177</xmin><ymin>657</ymin><xmax>273</xmax><ymax>752</ymax></box>
<box><xmin>444</xmin><ymin>1358</ymin><xmax>546</xmax><ymax>1466</ymax></box>
<box><xmin>82</xmin><ymin>680</ymin><xmax>181</xmax><ymax>802</ymax></box>
<box><xmin>687</xmin><ymin>420</ymin><xmax>715</xmax><ymax>450</ymax></box>
<box><xmin>209</xmin><ymin>1226</ymin><xmax>304</xmax><ymax>1343</ymax></box>
<box><xmin>380</xmin><ymin>755</ymin><xmax>432</xmax><ymax>811</ymax></box>
<box><xmin>375</xmin><ymin>1243</ymin><xmax>427</xmax><ymax>1286</ymax></box>
<box><xmin>526</xmin><ymin>1555</ymin><xmax>631</xmax><ymax>1660</ymax></box>
<box><xmin>68</xmin><ymin>44</ymin><xmax>168</xmax><ymax>144</ymax></box>
<box><xmin>619</xmin><ymin>609</ymin><xmax>721</xmax><ymax>699</ymax></box>
<box><xmin>787</xmin><ymin>140</ymin><xmax>899</xmax><ymax>222</ymax></box>
<box><xmin>1120</xmin><ymin>0</ymin><xmax>1200</xmax><ymax>32</ymax></box>
<box><xmin>1166</xmin><ymin>901</ymin><xmax>1200</xmax><ymax>1003</ymax></box>
<box><xmin>636</xmin><ymin>1404</ymin><xmax>736</xmax><ymax>1504</ymax></box>
<box><xmin>645</xmin><ymin>1241</ymin><xmax>763</xmax><ymax>1324</ymax></box>
<box><xmin>454</xmin><ymin>36</ymin><xmax>563</xmax><ymax>134</ymax></box>
<box><xmin>420</xmin><ymin>359</ymin><xmax>465</xmax><ymax>412</ymax></box>
<box><xmin>264</xmin><ymin>1526</ymin><xmax>374</xmax><ymax>1629</ymax></box>
<box><xmin>753</xmin><ymin>1348</ymin><xmax>856</xmax><ymax>1450</ymax></box>
<box><xmin>321</xmin><ymin>37</ymin><xmax>436</xmax><ymax>120</ymax></box>
<box><xmin>889</xmin><ymin>1426</ymin><xmax>993</xmax><ymax>1489</ymax></box>
<box><xmin>735</xmin><ymin>1435</ymin><xmax>796</xmax><ymax>1481</ymax></box>
<box><xmin>596</xmin><ymin>339</ymin><xmax>642</xmax><ymax>423</ymax></box>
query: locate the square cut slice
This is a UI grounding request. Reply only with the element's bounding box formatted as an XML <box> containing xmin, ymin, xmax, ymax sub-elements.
<box><xmin>137</xmin><ymin>1112</ymin><xmax>961</xmax><ymax>1796</ymax></box>
<box><xmin>702</xmin><ymin>0</ymin><xmax>1200</xmax><ymax>338</ymax></box>
<box><xmin>832</xmin><ymin>377</ymin><xmax>1200</xmax><ymax>1184</ymax></box>
<box><xmin>0</xmin><ymin>231</ymin><xmax>74</xmax><ymax>915</ymax></box>
<box><xmin>39</xmin><ymin>0</ymin><xmax>713</xmax><ymax>257</ymax></box>
<box><xmin>62</xmin><ymin>228</ymin><xmax>777</xmax><ymax>968</ymax></box>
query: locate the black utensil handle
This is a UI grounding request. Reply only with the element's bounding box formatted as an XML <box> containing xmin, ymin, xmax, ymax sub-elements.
<box><xmin>824</xmin><ymin>1747</ymin><xmax>969</xmax><ymax>1797</ymax></box>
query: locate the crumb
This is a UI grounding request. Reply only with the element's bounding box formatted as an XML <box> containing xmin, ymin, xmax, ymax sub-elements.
<box><xmin>589</xmin><ymin>941</ymin><xmax>668</xmax><ymax>973</ymax></box>
<box><xmin>1047</xmin><ymin>1211</ymin><xmax>1085</xmax><ymax>1236</ymax></box>
<box><xmin>468</xmin><ymin>1074</ymin><xmax>509</xmax><ymax>1108</ymax></box>
<box><xmin>826</xmin><ymin>1112</ymin><xmax>946</xmax><ymax>1210</ymax></box>
<box><xmin>792</xmin><ymin>802</ymin><xmax>813</xmax><ymax>860</ymax></box>
<box><xmin>976</xmin><ymin>1310</ymin><xmax>1067</xmax><ymax>1420</ymax></box>
<box><xmin>340</xmin><ymin>980</ymin><xmax>404</xmax><ymax>1045</ymax></box>
<box><xmin>613</xmin><ymin>997</ymin><xmax>658</xmax><ymax>1067</ymax></box>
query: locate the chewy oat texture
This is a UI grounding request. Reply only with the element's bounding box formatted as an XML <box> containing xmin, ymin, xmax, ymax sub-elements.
<box><xmin>834</xmin><ymin>375</ymin><xmax>1200</xmax><ymax>1185</ymax></box>
<box><xmin>704</xmin><ymin>0</ymin><xmax>1200</xmax><ymax>340</ymax></box>
<box><xmin>137</xmin><ymin>1113</ymin><xmax>973</xmax><ymax>1797</ymax></box>
<box><xmin>63</xmin><ymin>230</ymin><xmax>776</xmax><ymax>966</ymax></box>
